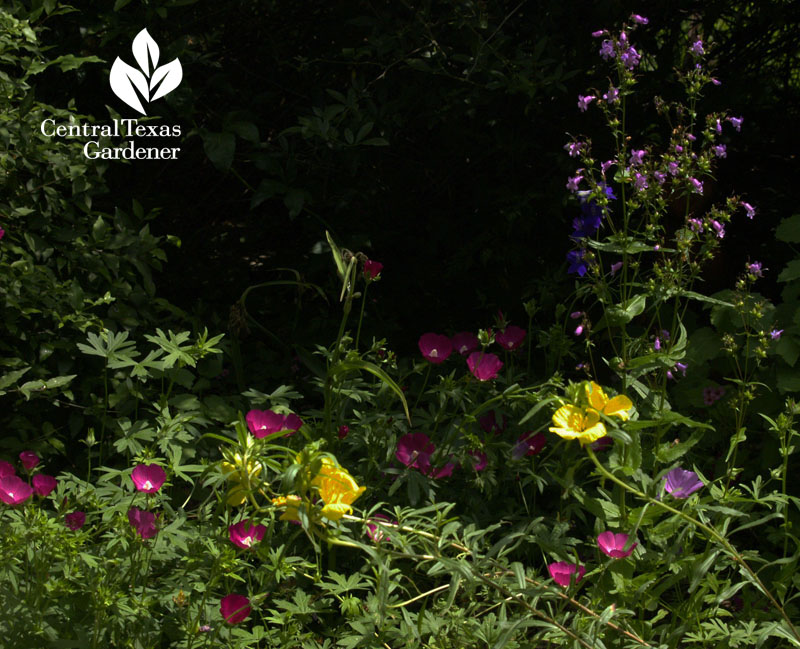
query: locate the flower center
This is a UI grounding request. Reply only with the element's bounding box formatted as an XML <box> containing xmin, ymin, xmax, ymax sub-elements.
<box><xmin>242</xmin><ymin>536</ymin><xmax>253</xmax><ymax>547</ymax></box>
<box><xmin>430</xmin><ymin>349</ymin><xmax>439</xmax><ymax>358</ymax></box>
<box><xmin>143</xmin><ymin>480</ymin><xmax>153</xmax><ymax>490</ymax></box>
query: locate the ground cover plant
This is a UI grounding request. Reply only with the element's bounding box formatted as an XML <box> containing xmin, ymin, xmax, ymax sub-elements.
<box><xmin>2</xmin><ymin>4</ymin><xmax>800</xmax><ymax>649</ymax></box>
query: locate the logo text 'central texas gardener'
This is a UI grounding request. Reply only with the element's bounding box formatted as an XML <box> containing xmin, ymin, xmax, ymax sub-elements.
<box><xmin>39</xmin><ymin>28</ymin><xmax>183</xmax><ymax>160</ymax></box>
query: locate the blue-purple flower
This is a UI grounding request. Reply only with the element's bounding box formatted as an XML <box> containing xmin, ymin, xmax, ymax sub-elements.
<box><xmin>713</xmin><ymin>144</ymin><xmax>727</xmax><ymax>158</ymax></box>
<box><xmin>631</xmin><ymin>14</ymin><xmax>648</xmax><ymax>25</ymax></box>
<box><xmin>578</xmin><ymin>95</ymin><xmax>596</xmax><ymax>112</ymax></box>
<box><xmin>634</xmin><ymin>173</ymin><xmax>648</xmax><ymax>192</ymax></box>
<box><xmin>630</xmin><ymin>149</ymin><xmax>646</xmax><ymax>165</ymax></box>
<box><xmin>728</xmin><ymin>116</ymin><xmax>743</xmax><ymax>131</ymax></box>
<box><xmin>741</xmin><ymin>202</ymin><xmax>756</xmax><ymax>219</ymax></box>
<box><xmin>599</xmin><ymin>40</ymin><xmax>615</xmax><ymax>60</ymax></box>
<box><xmin>770</xmin><ymin>329</ymin><xmax>784</xmax><ymax>341</ymax></box>
<box><xmin>566</xmin><ymin>249</ymin><xmax>588</xmax><ymax>277</ymax></box>
<box><xmin>664</xmin><ymin>467</ymin><xmax>703</xmax><ymax>498</ymax></box>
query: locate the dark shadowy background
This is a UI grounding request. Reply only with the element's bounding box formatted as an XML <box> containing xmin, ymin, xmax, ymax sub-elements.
<box><xmin>33</xmin><ymin>0</ymin><xmax>800</xmax><ymax>364</ymax></box>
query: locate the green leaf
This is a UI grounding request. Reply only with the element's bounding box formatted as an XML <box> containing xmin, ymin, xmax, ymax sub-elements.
<box><xmin>326</xmin><ymin>231</ymin><xmax>346</xmax><ymax>279</ymax></box>
<box><xmin>587</xmin><ymin>238</ymin><xmax>655</xmax><ymax>254</ymax></box>
<box><xmin>0</xmin><ymin>368</ymin><xmax>30</xmax><ymax>393</ymax></box>
<box><xmin>680</xmin><ymin>291</ymin><xmax>735</xmax><ymax>307</ymax></box>
<box><xmin>330</xmin><ymin>359</ymin><xmax>411</xmax><ymax>424</ymax></box>
<box><xmin>778</xmin><ymin>260</ymin><xmax>800</xmax><ymax>283</ymax></box>
<box><xmin>20</xmin><ymin>375</ymin><xmax>77</xmax><ymax>400</ymax></box>
<box><xmin>776</xmin><ymin>214</ymin><xmax>800</xmax><ymax>243</ymax></box>
<box><xmin>202</xmin><ymin>131</ymin><xmax>236</xmax><ymax>172</ymax></box>
<box><xmin>606</xmin><ymin>294</ymin><xmax>646</xmax><ymax>326</ymax></box>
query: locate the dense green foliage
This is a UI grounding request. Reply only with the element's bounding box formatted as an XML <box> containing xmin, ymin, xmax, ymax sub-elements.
<box><xmin>2</xmin><ymin>2</ymin><xmax>800</xmax><ymax>648</ymax></box>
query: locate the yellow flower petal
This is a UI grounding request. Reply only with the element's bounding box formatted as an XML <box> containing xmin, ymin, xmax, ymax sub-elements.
<box><xmin>312</xmin><ymin>458</ymin><xmax>366</xmax><ymax>508</ymax></box>
<box><xmin>320</xmin><ymin>503</ymin><xmax>352</xmax><ymax>520</ymax></box>
<box><xmin>550</xmin><ymin>405</ymin><xmax>607</xmax><ymax>445</ymax></box>
<box><xmin>586</xmin><ymin>382</ymin><xmax>607</xmax><ymax>412</ymax></box>
<box><xmin>272</xmin><ymin>495</ymin><xmax>302</xmax><ymax>522</ymax></box>
<box><xmin>604</xmin><ymin>395</ymin><xmax>633</xmax><ymax>420</ymax></box>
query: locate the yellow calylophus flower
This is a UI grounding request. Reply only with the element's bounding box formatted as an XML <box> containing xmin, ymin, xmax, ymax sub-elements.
<box><xmin>585</xmin><ymin>382</ymin><xmax>633</xmax><ymax>420</ymax></box>
<box><xmin>271</xmin><ymin>495</ymin><xmax>303</xmax><ymax>521</ymax></box>
<box><xmin>549</xmin><ymin>404</ymin><xmax>608</xmax><ymax>445</ymax></box>
<box><xmin>311</xmin><ymin>458</ymin><xmax>366</xmax><ymax>521</ymax></box>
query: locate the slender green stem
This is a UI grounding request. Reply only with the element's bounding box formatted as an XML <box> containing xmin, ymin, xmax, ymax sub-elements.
<box><xmin>355</xmin><ymin>281</ymin><xmax>369</xmax><ymax>350</ymax></box>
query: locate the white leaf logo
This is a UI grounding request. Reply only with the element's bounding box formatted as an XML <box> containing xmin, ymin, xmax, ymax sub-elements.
<box><xmin>109</xmin><ymin>28</ymin><xmax>182</xmax><ymax>115</ymax></box>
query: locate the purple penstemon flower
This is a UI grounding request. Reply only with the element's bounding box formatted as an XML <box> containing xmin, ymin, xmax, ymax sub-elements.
<box><xmin>603</xmin><ymin>87</ymin><xmax>619</xmax><ymax>103</ymax></box>
<box><xmin>591</xmin><ymin>30</ymin><xmax>606</xmax><ymax>38</ymax></box>
<box><xmin>630</xmin><ymin>149</ymin><xmax>646</xmax><ymax>165</ymax></box>
<box><xmin>654</xmin><ymin>171</ymin><xmax>666</xmax><ymax>184</ymax></box>
<box><xmin>663</xmin><ymin>467</ymin><xmax>704</xmax><ymax>498</ymax></box>
<box><xmin>599</xmin><ymin>39</ymin><xmax>615</xmax><ymax>60</ymax></box>
<box><xmin>610</xmin><ymin>261</ymin><xmax>623</xmax><ymax>276</ymax></box>
<box><xmin>601</xmin><ymin>159</ymin><xmax>615</xmax><ymax>175</ymax></box>
<box><xmin>668</xmin><ymin>161</ymin><xmax>679</xmax><ymax>176</ymax></box>
<box><xmin>747</xmin><ymin>262</ymin><xmax>764</xmax><ymax>278</ymax></box>
<box><xmin>566</xmin><ymin>174</ymin><xmax>584</xmax><ymax>192</ymax></box>
<box><xmin>711</xmin><ymin>220</ymin><xmax>725</xmax><ymax>238</ymax></box>
<box><xmin>634</xmin><ymin>173</ymin><xmax>648</xmax><ymax>192</ymax></box>
<box><xmin>565</xmin><ymin>141</ymin><xmax>583</xmax><ymax>158</ymax></box>
<box><xmin>689</xmin><ymin>177</ymin><xmax>703</xmax><ymax>194</ymax></box>
<box><xmin>688</xmin><ymin>218</ymin><xmax>703</xmax><ymax>232</ymax></box>
<box><xmin>689</xmin><ymin>40</ymin><xmax>705</xmax><ymax>56</ymax></box>
<box><xmin>728</xmin><ymin>116</ymin><xmax>743</xmax><ymax>131</ymax></box>
<box><xmin>770</xmin><ymin>329</ymin><xmax>784</xmax><ymax>341</ymax></box>
<box><xmin>620</xmin><ymin>46</ymin><xmax>641</xmax><ymax>69</ymax></box>
<box><xmin>631</xmin><ymin>14</ymin><xmax>648</xmax><ymax>25</ymax></box>
<box><xmin>715</xmin><ymin>119</ymin><xmax>723</xmax><ymax>134</ymax></box>
<box><xmin>741</xmin><ymin>202</ymin><xmax>756</xmax><ymax>219</ymax></box>
<box><xmin>713</xmin><ymin>144</ymin><xmax>727</xmax><ymax>158</ymax></box>
<box><xmin>578</xmin><ymin>95</ymin><xmax>596</xmax><ymax>112</ymax></box>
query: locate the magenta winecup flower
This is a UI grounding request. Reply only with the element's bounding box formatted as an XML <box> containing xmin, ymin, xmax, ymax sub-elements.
<box><xmin>246</xmin><ymin>409</ymin><xmax>303</xmax><ymax>438</ymax></box>
<box><xmin>32</xmin><ymin>474</ymin><xmax>57</xmax><ymax>497</ymax></box>
<box><xmin>128</xmin><ymin>507</ymin><xmax>158</xmax><ymax>538</ymax></box>
<box><xmin>366</xmin><ymin>513</ymin><xmax>394</xmax><ymax>542</ymax></box>
<box><xmin>512</xmin><ymin>432</ymin><xmax>546</xmax><ymax>459</ymax></box>
<box><xmin>396</xmin><ymin>432</ymin><xmax>435</xmax><ymax>474</ymax></box>
<box><xmin>418</xmin><ymin>333</ymin><xmax>453</xmax><ymax>364</ymax></box>
<box><xmin>451</xmin><ymin>332</ymin><xmax>479</xmax><ymax>356</ymax></box>
<box><xmin>548</xmin><ymin>562</ymin><xmax>586</xmax><ymax>587</ymax></box>
<box><xmin>364</xmin><ymin>259</ymin><xmax>383</xmax><ymax>279</ymax></box>
<box><xmin>0</xmin><ymin>475</ymin><xmax>33</xmax><ymax>505</ymax></box>
<box><xmin>19</xmin><ymin>451</ymin><xmax>39</xmax><ymax>470</ymax></box>
<box><xmin>496</xmin><ymin>325</ymin><xmax>526</xmax><ymax>351</ymax></box>
<box><xmin>597</xmin><ymin>532</ymin><xmax>637</xmax><ymax>558</ymax></box>
<box><xmin>220</xmin><ymin>593</ymin><xmax>251</xmax><ymax>625</ymax></box>
<box><xmin>65</xmin><ymin>511</ymin><xmax>86</xmax><ymax>530</ymax></box>
<box><xmin>131</xmin><ymin>464</ymin><xmax>166</xmax><ymax>493</ymax></box>
<box><xmin>0</xmin><ymin>460</ymin><xmax>15</xmax><ymax>478</ymax></box>
<box><xmin>229</xmin><ymin>520</ymin><xmax>267</xmax><ymax>549</ymax></box>
<box><xmin>466</xmin><ymin>351</ymin><xmax>503</xmax><ymax>381</ymax></box>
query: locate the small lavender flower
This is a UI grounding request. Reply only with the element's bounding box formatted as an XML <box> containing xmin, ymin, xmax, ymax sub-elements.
<box><xmin>600</xmin><ymin>39</ymin><xmax>616</xmax><ymax>60</ymax></box>
<box><xmin>634</xmin><ymin>173</ymin><xmax>648</xmax><ymax>192</ymax></box>
<box><xmin>631</xmin><ymin>14</ymin><xmax>649</xmax><ymax>24</ymax></box>
<box><xmin>574</xmin><ymin>325</ymin><xmax>584</xmax><ymax>336</ymax></box>
<box><xmin>620</xmin><ymin>47</ymin><xmax>641</xmax><ymax>69</ymax></box>
<box><xmin>711</xmin><ymin>78</ymin><xmax>721</xmax><ymax>86</ymax></box>
<box><xmin>668</xmin><ymin>161</ymin><xmax>680</xmax><ymax>176</ymax></box>
<box><xmin>566</xmin><ymin>174</ymin><xmax>583</xmax><ymax>192</ymax></box>
<box><xmin>689</xmin><ymin>40</ymin><xmax>705</xmax><ymax>56</ymax></box>
<box><xmin>688</xmin><ymin>218</ymin><xmax>703</xmax><ymax>232</ymax></box>
<box><xmin>713</xmin><ymin>144</ymin><xmax>727</xmax><ymax>158</ymax></box>
<box><xmin>654</xmin><ymin>337</ymin><xmax>661</xmax><ymax>351</ymax></box>
<box><xmin>578</xmin><ymin>95</ymin><xmax>596</xmax><ymax>112</ymax></box>
<box><xmin>715</xmin><ymin>119</ymin><xmax>723</xmax><ymax>134</ymax></box>
<box><xmin>610</xmin><ymin>261</ymin><xmax>623</xmax><ymax>276</ymax></box>
<box><xmin>741</xmin><ymin>202</ymin><xmax>756</xmax><ymax>219</ymax></box>
<box><xmin>570</xmin><ymin>311</ymin><xmax>584</xmax><ymax>319</ymax></box>
<box><xmin>711</xmin><ymin>220</ymin><xmax>725</xmax><ymax>238</ymax></box>
<box><xmin>664</xmin><ymin>467</ymin><xmax>704</xmax><ymax>498</ymax></box>
<box><xmin>728</xmin><ymin>116</ymin><xmax>743</xmax><ymax>131</ymax></box>
<box><xmin>674</xmin><ymin>144</ymin><xmax>684</xmax><ymax>153</ymax></box>
<box><xmin>675</xmin><ymin>362</ymin><xmax>688</xmax><ymax>376</ymax></box>
<box><xmin>770</xmin><ymin>329</ymin><xmax>784</xmax><ymax>341</ymax></box>
<box><xmin>603</xmin><ymin>87</ymin><xmax>619</xmax><ymax>103</ymax></box>
<box><xmin>565</xmin><ymin>142</ymin><xmax>583</xmax><ymax>157</ymax></box>
<box><xmin>601</xmin><ymin>159</ymin><xmax>615</xmax><ymax>175</ymax></box>
<box><xmin>630</xmin><ymin>149</ymin><xmax>646</xmax><ymax>165</ymax></box>
<box><xmin>747</xmin><ymin>262</ymin><xmax>764</xmax><ymax>278</ymax></box>
<box><xmin>686</xmin><ymin>133</ymin><xmax>696</xmax><ymax>142</ymax></box>
<box><xmin>591</xmin><ymin>30</ymin><xmax>606</xmax><ymax>38</ymax></box>
<box><xmin>690</xmin><ymin>177</ymin><xmax>704</xmax><ymax>194</ymax></box>
<box><xmin>654</xmin><ymin>171</ymin><xmax>666</xmax><ymax>184</ymax></box>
